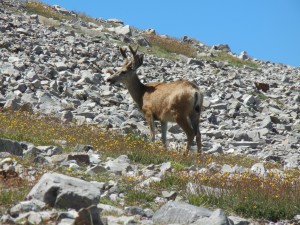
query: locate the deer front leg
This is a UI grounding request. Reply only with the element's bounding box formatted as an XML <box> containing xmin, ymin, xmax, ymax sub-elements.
<box><xmin>161</xmin><ymin>121</ymin><xmax>168</xmax><ymax>148</ymax></box>
<box><xmin>196</xmin><ymin>131</ymin><xmax>202</xmax><ymax>153</ymax></box>
<box><xmin>146</xmin><ymin>114</ymin><xmax>155</xmax><ymax>142</ymax></box>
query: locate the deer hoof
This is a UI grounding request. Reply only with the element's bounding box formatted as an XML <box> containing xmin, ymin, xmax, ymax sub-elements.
<box><xmin>183</xmin><ymin>151</ymin><xmax>189</xmax><ymax>156</ymax></box>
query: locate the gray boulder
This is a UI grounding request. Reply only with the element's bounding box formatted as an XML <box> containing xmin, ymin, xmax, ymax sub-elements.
<box><xmin>3</xmin><ymin>98</ymin><xmax>21</xmax><ymax>111</ymax></box>
<box><xmin>105</xmin><ymin>155</ymin><xmax>133</xmax><ymax>175</ymax></box>
<box><xmin>228</xmin><ymin>215</ymin><xmax>250</xmax><ymax>225</ymax></box>
<box><xmin>10</xmin><ymin>199</ymin><xmax>46</xmax><ymax>217</ymax></box>
<box><xmin>251</xmin><ymin>163</ymin><xmax>266</xmax><ymax>176</ymax></box>
<box><xmin>38</xmin><ymin>92</ymin><xmax>63</xmax><ymax>114</ymax></box>
<box><xmin>27</xmin><ymin>173</ymin><xmax>100</xmax><ymax>210</ymax></box>
<box><xmin>114</xmin><ymin>25</ymin><xmax>132</xmax><ymax>36</ymax></box>
<box><xmin>75</xmin><ymin>205</ymin><xmax>103</xmax><ymax>225</ymax></box>
<box><xmin>0</xmin><ymin>138</ymin><xmax>23</xmax><ymax>156</ymax></box>
<box><xmin>260</xmin><ymin>116</ymin><xmax>273</xmax><ymax>130</ymax></box>
<box><xmin>192</xmin><ymin>208</ymin><xmax>230</xmax><ymax>225</ymax></box>
<box><xmin>152</xmin><ymin>201</ymin><xmax>212</xmax><ymax>224</ymax></box>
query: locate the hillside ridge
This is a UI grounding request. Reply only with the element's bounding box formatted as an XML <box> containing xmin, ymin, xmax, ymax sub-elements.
<box><xmin>1</xmin><ymin>0</ymin><xmax>300</xmax><ymax>224</ymax></box>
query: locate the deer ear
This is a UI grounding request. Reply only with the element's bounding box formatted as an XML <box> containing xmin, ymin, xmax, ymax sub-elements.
<box><xmin>137</xmin><ymin>54</ymin><xmax>144</xmax><ymax>67</ymax></box>
<box><xmin>132</xmin><ymin>54</ymin><xmax>144</xmax><ymax>69</ymax></box>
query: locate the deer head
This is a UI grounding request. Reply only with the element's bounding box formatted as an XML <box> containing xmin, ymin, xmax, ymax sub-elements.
<box><xmin>107</xmin><ymin>45</ymin><xmax>144</xmax><ymax>85</ymax></box>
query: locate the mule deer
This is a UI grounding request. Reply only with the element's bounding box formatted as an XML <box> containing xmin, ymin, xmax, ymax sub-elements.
<box><xmin>107</xmin><ymin>45</ymin><xmax>203</xmax><ymax>155</ymax></box>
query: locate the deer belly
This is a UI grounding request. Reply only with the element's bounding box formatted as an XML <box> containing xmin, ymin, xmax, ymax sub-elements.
<box><xmin>160</xmin><ymin>112</ymin><xmax>176</xmax><ymax>122</ymax></box>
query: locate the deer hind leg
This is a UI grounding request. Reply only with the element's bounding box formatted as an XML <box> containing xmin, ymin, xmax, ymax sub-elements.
<box><xmin>189</xmin><ymin>113</ymin><xmax>202</xmax><ymax>153</ymax></box>
<box><xmin>175</xmin><ymin>116</ymin><xmax>195</xmax><ymax>155</ymax></box>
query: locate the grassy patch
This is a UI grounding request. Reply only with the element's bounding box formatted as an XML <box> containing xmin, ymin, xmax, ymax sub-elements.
<box><xmin>25</xmin><ymin>1</ymin><xmax>103</xmax><ymax>27</ymax></box>
<box><xmin>125</xmin><ymin>189</ymin><xmax>157</xmax><ymax>208</ymax></box>
<box><xmin>201</xmin><ymin>51</ymin><xmax>258</xmax><ymax>69</ymax></box>
<box><xmin>187</xmin><ymin>171</ymin><xmax>300</xmax><ymax>221</ymax></box>
<box><xmin>0</xmin><ymin>111</ymin><xmax>260</xmax><ymax>168</ymax></box>
<box><xmin>144</xmin><ymin>34</ymin><xmax>197</xmax><ymax>59</ymax></box>
<box><xmin>0</xmin><ymin>175</ymin><xmax>35</xmax><ymax>215</ymax></box>
<box><xmin>252</xmin><ymin>92</ymin><xmax>268</xmax><ymax>101</ymax></box>
<box><xmin>99</xmin><ymin>197</ymin><xmax>121</xmax><ymax>208</ymax></box>
<box><xmin>172</xmin><ymin>161</ymin><xmax>186</xmax><ymax>170</ymax></box>
<box><xmin>25</xmin><ymin>1</ymin><xmax>72</xmax><ymax>21</ymax></box>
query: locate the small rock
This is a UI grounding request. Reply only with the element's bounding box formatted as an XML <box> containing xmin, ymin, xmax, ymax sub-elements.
<box><xmin>10</xmin><ymin>199</ymin><xmax>46</xmax><ymax>217</ymax></box>
<box><xmin>152</xmin><ymin>201</ymin><xmax>212</xmax><ymax>224</ymax></box>
<box><xmin>192</xmin><ymin>208</ymin><xmax>230</xmax><ymax>225</ymax></box>
<box><xmin>67</xmin><ymin>153</ymin><xmax>90</xmax><ymax>164</ymax></box>
<box><xmin>207</xmin><ymin>143</ymin><xmax>223</xmax><ymax>154</ymax></box>
<box><xmin>138</xmin><ymin>177</ymin><xmax>161</xmax><ymax>188</ymax></box>
<box><xmin>251</xmin><ymin>163</ymin><xmax>266</xmax><ymax>176</ymax></box>
<box><xmin>75</xmin><ymin>205</ymin><xmax>102</xmax><ymax>225</ymax></box>
<box><xmin>221</xmin><ymin>164</ymin><xmax>235</xmax><ymax>174</ymax></box>
<box><xmin>228</xmin><ymin>215</ymin><xmax>250</xmax><ymax>225</ymax></box>
<box><xmin>55</xmin><ymin>62</ymin><xmax>68</xmax><ymax>71</ymax></box>
<box><xmin>98</xmin><ymin>203</ymin><xmax>123</xmax><ymax>216</ymax></box>
<box><xmin>0</xmin><ymin>138</ymin><xmax>23</xmax><ymax>156</ymax></box>
<box><xmin>162</xmin><ymin>190</ymin><xmax>177</xmax><ymax>200</ymax></box>
<box><xmin>86</xmin><ymin>165</ymin><xmax>107</xmax><ymax>175</ymax></box>
<box><xmin>159</xmin><ymin>161</ymin><xmax>172</xmax><ymax>175</ymax></box>
<box><xmin>124</xmin><ymin>206</ymin><xmax>147</xmax><ymax>217</ymax></box>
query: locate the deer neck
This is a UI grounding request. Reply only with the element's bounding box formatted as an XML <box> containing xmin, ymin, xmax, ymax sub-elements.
<box><xmin>124</xmin><ymin>73</ymin><xmax>146</xmax><ymax>109</ymax></box>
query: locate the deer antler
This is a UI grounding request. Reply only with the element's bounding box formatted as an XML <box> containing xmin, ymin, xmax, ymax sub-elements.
<box><xmin>119</xmin><ymin>47</ymin><xmax>127</xmax><ymax>59</ymax></box>
<box><xmin>129</xmin><ymin>45</ymin><xmax>138</xmax><ymax>56</ymax></box>
<box><xmin>119</xmin><ymin>47</ymin><xmax>129</xmax><ymax>66</ymax></box>
<box><xmin>124</xmin><ymin>45</ymin><xmax>143</xmax><ymax>69</ymax></box>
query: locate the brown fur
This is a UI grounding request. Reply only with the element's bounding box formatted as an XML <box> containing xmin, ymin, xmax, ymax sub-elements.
<box><xmin>143</xmin><ymin>81</ymin><xmax>197</xmax><ymax>122</ymax></box>
<box><xmin>254</xmin><ymin>82</ymin><xmax>269</xmax><ymax>92</ymax></box>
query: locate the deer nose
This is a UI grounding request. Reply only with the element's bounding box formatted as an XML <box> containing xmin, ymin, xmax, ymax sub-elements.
<box><xmin>106</xmin><ymin>76</ymin><xmax>113</xmax><ymax>84</ymax></box>
<box><xmin>106</xmin><ymin>76</ymin><xmax>116</xmax><ymax>85</ymax></box>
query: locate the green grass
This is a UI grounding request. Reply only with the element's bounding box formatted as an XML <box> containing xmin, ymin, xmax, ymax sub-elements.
<box><xmin>25</xmin><ymin>1</ymin><xmax>105</xmax><ymax>28</ymax></box>
<box><xmin>143</xmin><ymin>33</ymin><xmax>258</xmax><ymax>69</ymax></box>
<box><xmin>0</xmin><ymin>175</ymin><xmax>35</xmax><ymax>215</ymax></box>
<box><xmin>99</xmin><ymin>197</ymin><xmax>120</xmax><ymax>207</ymax></box>
<box><xmin>172</xmin><ymin>162</ymin><xmax>186</xmax><ymax>170</ymax></box>
<box><xmin>201</xmin><ymin>51</ymin><xmax>258</xmax><ymax>69</ymax></box>
<box><xmin>25</xmin><ymin>1</ymin><xmax>72</xmax><ymax>21</ymax></box>
<box><xmin>144</xmin><ymin>34</ymin><xmax>197</xmax><ymax>59</ymax></box>
<box><xmin>186</xmin><ymin>171</ymin><xmax>300</xmax><ymax>221</ymax></box>
<box><xmin>124</xmin><ymin>189</ymin><xmax>157</xmax><ymax>208</ymax></box>
<box><xmin>250</xmin><ymin>91</ymin><xmax>268</xmax><ymax>101</ymax></box>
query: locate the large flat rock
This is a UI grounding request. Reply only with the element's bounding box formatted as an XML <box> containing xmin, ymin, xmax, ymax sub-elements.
<box><xmin>27</xmin><ymin>173</ymin><xmax>100</xmax><ymax>210</ymax></box>
<box><xmin>152</xmin><ymin>201</ymin><xmax>212</xmax><ymax>224</ymax></box>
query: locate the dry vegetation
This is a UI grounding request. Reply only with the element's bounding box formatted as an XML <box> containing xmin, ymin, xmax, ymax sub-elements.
<box><xmin>143</xmin><ymin>34</ymin><xmax>198</xmax><ymax>59</ymax></box>
<box><xmin>0</xmin><ymin>176</ymin><xmax>36</xmax><ymax>213</ymax></box>
<box><xmin>1</xmin><ymin>111</ymin><xmax>300</xmax><ymax>221</ymax></box>
<box><xmin>25</xmin><ymin>1</ymin><xmax>72</xmax><ymax>21</ymax></box>
<box><xmin>143</xmin><ymin>34</ymin><xmax>258</xmax><ymax>68</ymax></box>
<box><xmin>25</xmin><ymin>1</ymin><xmax>103</xmax><ymax>26</ymax></box>
<box><xmin>201</xmin><ymin>51</ymin><xmax>259</xmax><ymax>69</ymax></box>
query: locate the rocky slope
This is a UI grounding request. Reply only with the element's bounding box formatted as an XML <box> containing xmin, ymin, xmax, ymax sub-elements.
<box><xmin>0</xmin><ymin>0</ymin><xmax>300</xmax><ymax>224</ymax></box>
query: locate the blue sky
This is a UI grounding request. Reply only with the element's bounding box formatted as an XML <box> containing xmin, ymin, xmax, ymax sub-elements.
<box><xmin>41</xmin><ymin>0</ymin><xmax>299</xmax><ymax>67</ymax></box>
